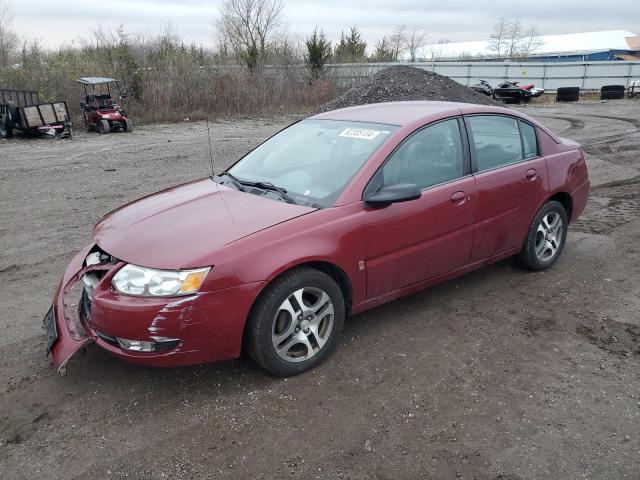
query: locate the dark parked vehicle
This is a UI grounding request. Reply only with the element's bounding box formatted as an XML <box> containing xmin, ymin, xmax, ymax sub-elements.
<box><xmin>77</xmin><ymin>77</ymin><xmax>133</xmax><ymax>134</ymax></box>
<box><xmin>46</xmin><ymin>101</ymin><xmax>590</xmax><ymax>376</ymax></box>
<box><xmin>471</xmin><ymin>80</ymin><xmax>494</xmax><ymax>96</ymax></box>
<box><xmin>493</xmin><ymin>81</ymin><xmax>534</xmax><ymax>103</ymax></box>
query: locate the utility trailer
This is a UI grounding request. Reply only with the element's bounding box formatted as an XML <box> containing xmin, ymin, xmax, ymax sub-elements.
<box><xmin>1</xmin><ymin>88</ymin><xmax>72</xmax><ymax>139</ymax></box>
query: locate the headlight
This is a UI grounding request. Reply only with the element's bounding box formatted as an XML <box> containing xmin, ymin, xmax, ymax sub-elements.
<box><xmin>112</xmin><ymin>264</ymin><xmax>210</xmax><ymax>297</ymax></box>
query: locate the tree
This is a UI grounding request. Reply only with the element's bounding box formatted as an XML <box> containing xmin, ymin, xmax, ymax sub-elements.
<box><xmin>0</xmin><ymin>0</ymin><xmax>18</xmax><ymax>68</ymax></box>
<box><xmin>388</xmin><ymin>25</ymin><xmax>407</xmax><ymax>61</ymax></box>
<box><xmin>406</xmin><ymin>27</ymin><xmax>427</xmax><ymax>62</ymax></box>
<box><xmin>216</xmin><ymin>0</ymin><xmax>284</xmax><ymax>70</ymax></box>
<box><xmin>489</xmin><ymin>18</ymin><xmax>544</xmax><ymax>60</ymax></box>
<box><xmin>372</xmin><ymin>36</ymin><xmax>394</xmax><ymax>62</ymax></box>
<box><xmin>505</xmin><ymin>18</ymin><xmax>524</xmax><ymax>60</ymax></box>
<box><xmin>488</xmin><ymin>17</ymin><xmax>509</xmax><ymax>59</ymax></box>
<box><xmin>518</xmin><ymin>25</ymin><xmax>544</xmax><ymax>59</ymax></box>
<box><xmin>304</xmin><ymin>27</ymin><xmax>331</xmax><ymax>79</ymax></box>
<box><xmin>333</xmin><ymin>26</ymin><xmax>367</xmax><ymax>63</ymax></box>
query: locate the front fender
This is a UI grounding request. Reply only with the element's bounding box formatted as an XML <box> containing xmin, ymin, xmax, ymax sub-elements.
<box><xmin>202</xmin><ymin>203</ymin><xmax>368</xmax><ymax>307</ymax></box>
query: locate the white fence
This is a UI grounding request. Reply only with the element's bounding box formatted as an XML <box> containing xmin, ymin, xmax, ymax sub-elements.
<box><xmin>324</xmin><ymin>61</ymin><xmax>640</xmax><ymax>91</ymax></box>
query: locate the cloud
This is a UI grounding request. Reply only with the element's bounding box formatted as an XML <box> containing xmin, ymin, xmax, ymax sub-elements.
<box><xmin>7</xmin><ymin>0</ymin><xmax>639</xmax><ymax>48</ymax></box>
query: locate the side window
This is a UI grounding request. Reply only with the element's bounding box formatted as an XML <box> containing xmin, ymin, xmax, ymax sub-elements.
<box><xmin>519</xmin><ymin>121</ymin><xmax>539</xmax><ymax>159</ymax></box>
<box><xmin>382</xmin><ymin>119</ymin><xmax>464</xmax><ymax>190</ymax></box>
<box><xmin>468</xmin><ymin>115</ymin><xmax>523</xmax><ymax>172</ymax></box>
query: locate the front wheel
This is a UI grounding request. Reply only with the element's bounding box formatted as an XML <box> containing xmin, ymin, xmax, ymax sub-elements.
<box><xmin>123</xmin><ymin>118</ymin><xmax>133</xmax><ymax>132</ymax></box>
<box><xmin>247</xmin><ymin>267</ymin><xmax>345</xmax><ymax>376</ymax></box>
<box><xmin>98</xmin><ymin>119</ymin><xmax>110</xmax><ymax>134</ymax></box>
<box><xmin>518</xmin><ymin>200</ymin><xmax>568</xmax><ymax>271</ymax></box>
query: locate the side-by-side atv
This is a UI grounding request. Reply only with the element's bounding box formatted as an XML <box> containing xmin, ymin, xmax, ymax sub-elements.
<box><xmin>77</xmin><ymin>77</ymin><xmax>133</xmax><ymax>134</ymax></box>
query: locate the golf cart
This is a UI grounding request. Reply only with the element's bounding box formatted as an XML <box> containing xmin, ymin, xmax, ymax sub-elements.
<box><xmin>77</xmin><ymin>77</ymin><xmax>133</xmax><ymax>134</ymax></box>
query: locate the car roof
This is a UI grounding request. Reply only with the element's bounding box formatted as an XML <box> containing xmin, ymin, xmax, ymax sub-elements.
<box><xmin>310</xmin><ymin>101</ymin><xmax>509</xmax><ymax>127</ymax></box>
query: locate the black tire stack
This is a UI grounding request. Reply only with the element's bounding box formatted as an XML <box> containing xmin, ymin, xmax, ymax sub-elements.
<box><xmin>600</xmin><ymin>85</ymin><xmax>625</xmax><ymax>100</ymax></box>
<box><xmin>556</xmin><ymin>87</ymin><xmax>580</xmax><ymax>102</ymax></box>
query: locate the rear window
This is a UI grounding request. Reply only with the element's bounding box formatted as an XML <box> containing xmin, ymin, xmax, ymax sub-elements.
<box><xmin>520</xmin><ymin>121</ymin><xmax>539</xmax><ymax>159</ymax></box>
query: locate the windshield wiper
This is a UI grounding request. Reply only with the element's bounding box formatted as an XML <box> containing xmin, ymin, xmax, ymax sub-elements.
<box><xmin>217</xmin><ymin>171</ymin><xmax>245</xmax><ymax>192</ymax></box>
<box><xmin>217</xmin><ymin>172</ymin><xmax>297</xmax><ymax>205</ymax></box>
<box><xmin>248</xmin><ymin>181</ymin><xmax>298</xmax><ymax>205</ymax></box>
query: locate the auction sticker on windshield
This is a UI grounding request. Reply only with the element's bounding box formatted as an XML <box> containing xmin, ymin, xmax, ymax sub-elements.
<box><xmin>339</xmin><ymin>128</ymin><xmax>383</xmax><ymax>140</ymax></box>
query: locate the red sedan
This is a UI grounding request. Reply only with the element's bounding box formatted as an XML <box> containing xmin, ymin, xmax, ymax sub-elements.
<box><xmin>46</xmin><ymin>101</ymin><xmax>589</xmax><ymax>376</ymax></box>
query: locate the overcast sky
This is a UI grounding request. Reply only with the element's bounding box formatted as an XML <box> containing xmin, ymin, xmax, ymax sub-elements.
<box><xmin>7</xmin><ymin>0</ymin><xmax>640</xmax><ymax>49</ymax></box>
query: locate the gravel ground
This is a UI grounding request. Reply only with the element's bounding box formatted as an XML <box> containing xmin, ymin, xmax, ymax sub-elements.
<box><xmin>314</xmin><ymin>66</ymin><xmax>497</xmax><ymax>113</ymax></box>
<box><xmin>1</xmin><ymin>101</ymin><xmax>640</xmax><ymax>479</ymax></box>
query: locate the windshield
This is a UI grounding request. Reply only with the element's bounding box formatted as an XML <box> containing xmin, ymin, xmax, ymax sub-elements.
<box><xmin>227</xmin><ymin>119</ymin><xmax>398</xmax><ymax>208</ymax></box>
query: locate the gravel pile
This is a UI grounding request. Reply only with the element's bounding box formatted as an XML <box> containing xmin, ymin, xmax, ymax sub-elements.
<box><xmin>315</xmin><ymin>65</ymin><xmax>497</xmax><ymax>113</ymax></box>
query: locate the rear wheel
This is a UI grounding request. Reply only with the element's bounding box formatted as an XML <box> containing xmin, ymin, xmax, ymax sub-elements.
<box><xmin>247</xmin><ymin>267</ymin><xmax>345</xmax><ymax>376</ymax></box>
<box><xmin>0</xmin><ymin>109</ymin><xmax>13</xmax><ymax>139</ymax></box>
<box><xmin>98</xmin><ymin>119</ymin><xmax>110</xmax><ymax>134</ymax></box>
<box><xmin>518</xmin><ymin>200</ymin><xmax>568</xmax><ymax>271</ymax></box>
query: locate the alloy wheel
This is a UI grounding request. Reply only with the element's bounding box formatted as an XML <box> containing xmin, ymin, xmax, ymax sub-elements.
<box><xmin>271</xmin><ymin>287</ymin><xmax>334</xmax><ymax>363</ymax></box>
<box><xmin>535</xmin><ymin>211</ymin><xmax>564</xmax><ymax>262</ymax></box>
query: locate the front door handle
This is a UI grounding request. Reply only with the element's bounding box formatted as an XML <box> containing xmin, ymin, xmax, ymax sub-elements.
<box><xmin>450</xmin><ymin>191</ymin><xmax>467</xmax><ymax>204</ymax></box>
<box><xmin>526</xmin><ymin>168</ymin><xmax>537</xmax><ymax>180</ymax></box>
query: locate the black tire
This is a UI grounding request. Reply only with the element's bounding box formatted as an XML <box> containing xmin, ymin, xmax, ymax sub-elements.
<box><xmin>247</xmin><ymin>267</ymin><xmax>345</xmax><ymax>376</ymax></box>
<box><xmin>556</xmin><ymin>87</ymin><xmax>580</xmax><ymax>102</ymax></box>
<box><xmin>98</xmin><ymin>119</ymin><xmax>110</xmax><ymax>134</ymax></box>
<box><xmin>123</xmin><ymin>118</ymin><xmax>133</xmax><ymax>132</ymax></box>
<box><xmin>600</xmin><ymin>85</ymin><xmax>625</xmax><ymax>100</ymax></box>
<box><xmin>518</xmin><ymin>200</ymin><xmax>568</xmax><ymax>271</ymax></box>
<box><xmin>6</xmin><ymin>101</ymin><xmax>18</xmax><ymax>124</ymax></box>
<box><xmin>0</xmin><ymin>111</ymin><xmax>12</xmax><ymax>138</ymax></box>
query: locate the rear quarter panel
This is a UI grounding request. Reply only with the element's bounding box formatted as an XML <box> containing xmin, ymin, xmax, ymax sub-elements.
<box><xmin>540</xmin><ymin>130</ymin><xmax>590</xmax><ymax>222</ymax></box>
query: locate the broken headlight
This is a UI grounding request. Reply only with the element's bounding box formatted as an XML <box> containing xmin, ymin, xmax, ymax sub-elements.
<box><xmin>111</xmin><ymin>264</ymin><xmax>210</xmax><ymax>297</ymax></box>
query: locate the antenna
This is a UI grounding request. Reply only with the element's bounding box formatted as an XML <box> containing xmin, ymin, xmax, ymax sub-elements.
<box><xmin>206</xmin><ymin>117</ymin><xmax>215</xmax><ymax>178</ymax></box>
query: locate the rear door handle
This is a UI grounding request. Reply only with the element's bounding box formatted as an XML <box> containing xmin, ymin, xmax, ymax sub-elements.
<box><xmin>450</xmin><ymin>191</ymin><xmax>467</xmax><ymax>203</ymax></box>
<box><xmin>526</xmin><ymin>168</ymin><xmax>537</xmax><ymax>180</ymax></box>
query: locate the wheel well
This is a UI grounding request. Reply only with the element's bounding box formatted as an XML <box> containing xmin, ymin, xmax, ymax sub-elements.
<box><xmin>549</xmin><ymin>192</ymin><xmax>573</xmax><ymax>222</ymax></box>
<box><xmin>240</xmin><ymin>261</ymin><xmax>354</xmax><ymax>354</ymax></box>
<box><xmin>302</xmin><ymin>261</ymin><xmax>353</xmax><ymax>315</ymax></box>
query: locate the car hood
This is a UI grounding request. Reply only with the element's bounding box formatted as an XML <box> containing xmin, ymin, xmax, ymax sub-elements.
<box><xmin>93</xmin><ymin>179</ymin><xmax>315</xmax><ymax>269</ymax></box>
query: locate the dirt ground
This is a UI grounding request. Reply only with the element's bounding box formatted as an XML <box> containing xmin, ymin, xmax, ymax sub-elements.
<box><xmin>1</xmin><ymin>100</ymin><xmax>639</xmax><ymax>480</ymax></box>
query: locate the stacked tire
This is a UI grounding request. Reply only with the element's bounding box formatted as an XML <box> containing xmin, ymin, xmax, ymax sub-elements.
<box><xmin>600</xmin><ymin>85</ymin><xmax>625</xmax><ymax>100</ymax></box>
<box><xmin>556</xmin><ymin>87</ymin><xmax>580</xmax><ymax>102</ymax></box>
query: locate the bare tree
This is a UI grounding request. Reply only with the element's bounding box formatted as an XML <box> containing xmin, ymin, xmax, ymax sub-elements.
<box><xmin>488</xmin><ymin>17</ymin><xmax>509</xmax><ymax>59</ymax></box>
<box><xmin>489</xmin><ymin>18</ymin><xmax>543</xmax><ymax>60</ymax></box>
<box><xmin>388</xmin><ymin>24</ymin><xmax>407</xmax><ymax>61</ymax></box>
<box><xmin>216</xmin><ymin>0</ymin><xmax>284</xmax><ymax>69</ymax></box>
<box><xmin>0</xmin><ymin>0</ymin><xmax>18</xmax><ymax>68</ymax></box>
<box><xmin>406</xmin><ymin>27</ymin><xmax>427</xmax><ymax>62</ymax></box>
<box><xmin>505</xmin><ymin>18</ymin><xmax>524</xmax><ymax>60</ymax></box>
<box><xmin>518</xmin><ymin>25</ymin><xmax>544</xmax><ymax>59</ymax></box>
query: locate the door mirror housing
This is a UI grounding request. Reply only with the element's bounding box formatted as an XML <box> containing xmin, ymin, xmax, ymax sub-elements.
<box><xmin>365</xmin><ymin>183</ymin><xmax>421</xmax><ymax>208</ymax></box>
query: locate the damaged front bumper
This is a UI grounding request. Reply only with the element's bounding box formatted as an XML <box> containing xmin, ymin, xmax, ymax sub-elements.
<box><xmin>46</xmin><ymin>245</ymin><xmax>264</xmax><ymax>373</ymax></box>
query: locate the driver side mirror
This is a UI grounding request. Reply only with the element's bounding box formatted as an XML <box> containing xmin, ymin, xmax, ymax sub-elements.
<box><xmin>365</xmin><ymin>183</ymin><xmax>421</xmax><ymax>208</ymax></box>
<box><xmin>120</xmin><ymin>90</ymin><xmax>128</xmax><ymax>100</ymax></box>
